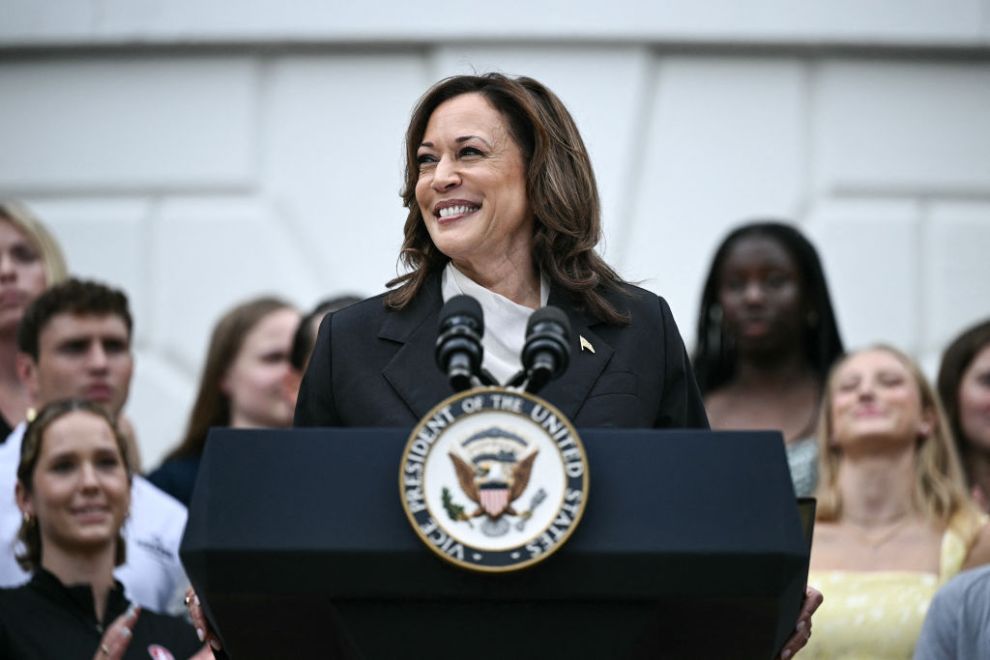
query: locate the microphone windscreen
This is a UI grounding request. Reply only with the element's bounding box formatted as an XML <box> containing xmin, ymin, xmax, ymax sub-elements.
<box><xmin>526</xmin><ymin>305</ymin><xmax>570</xmax><ymax>337</ymax></box>
<box><xmin>439</xmin><ymin>295</ymin><xmax>484</xmax><ymax>334</ymax></box>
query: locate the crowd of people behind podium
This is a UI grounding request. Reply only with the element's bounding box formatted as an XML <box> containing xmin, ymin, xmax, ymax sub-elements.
<box><xmin>0</xmin><ymin>199</ymin><xmax>986</xmax><ymax>653</ymax></box>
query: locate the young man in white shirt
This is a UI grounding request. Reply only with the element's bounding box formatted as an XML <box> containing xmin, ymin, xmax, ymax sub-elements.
<box><xmin>0</xmin><ymin>278</ymin><xmax>188</xmax><ymax>613</ymax></box>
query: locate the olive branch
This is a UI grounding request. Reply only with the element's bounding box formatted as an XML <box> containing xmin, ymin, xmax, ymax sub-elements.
<box><xmin>442</xmin><ymin>487</ymin><xmax>473</xmax><ymax>528</ymax></box>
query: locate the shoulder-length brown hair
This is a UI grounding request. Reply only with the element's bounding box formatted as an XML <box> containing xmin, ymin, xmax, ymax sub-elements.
<box><xmin>17</xmin><ymin>399</ymin><xmax>132</xmax><ymax>571</ymax></box>
<box><xmin>815</xmin><ymin>345</ymin><xmax>978</xmax><ymax>528</ymax></box>
<box><xmin>938</xmin><ymin>319</ymin><xmax>990</xmax><ymax>482</ymax></box>
<box><xmin>386</xmin><ymin>73</ymin><xmax>628</xmax><ymax>325</ymax></box>
<box><xmin>164</xmin><ymin>296</ymin><xmax>294</xmax><ymax>462</ymax></box>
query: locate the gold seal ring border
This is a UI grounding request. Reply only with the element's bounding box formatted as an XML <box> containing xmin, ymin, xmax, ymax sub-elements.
<box><xmin>398</xmin><ymin>386</ymin><xmax>590</xmax><ymax>574</ymax></box>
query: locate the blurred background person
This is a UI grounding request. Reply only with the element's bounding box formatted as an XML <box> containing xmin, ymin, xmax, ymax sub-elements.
<box><xmin>0</xmin><ymin>398</ymin><xmax>205</xmax><ymax>659</ymax></box>
<box><xmin>283</xmin><ymin>295</ymin><xmax>361</xmax><ymax>412</ymax></box>
<box><xmin>148</xmin><ymin>296</ymin><xmax>300</xmax><ymax>506</ymax></box>
<box><xmin>0</xmin><ymin>201</ymin><xmax>67</xmax><ymax>442</ymax></box>
<box><xmin>937</xmin><ymin>318</ymin><xmax>990</xmax><ymax>513</ymax></box>
<box><xmin>693</xmin><ymin>221</ymin><xmax>844</xmax><ymax>496</ymax></box>
<box><xmin>0</xmin><ymin>278</ymin><xmax>190</xmax><ymax>614</ymax></box>
<box><xmin>914</xmin><ymin>564</ymin><xmax>990</xmax><ymax>659</ymax></box>
<box><xmin>0</xmin><ymin>202</ymin><xmax>145</xmax><ymax>472</ymax></box>
<box><xmin>805</xmin><ymin>345</ymin><xmax>990</xmax><ymax>659</ymax></box>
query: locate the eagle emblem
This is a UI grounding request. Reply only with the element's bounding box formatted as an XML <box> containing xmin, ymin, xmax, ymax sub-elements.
<box><xmin>400</xmin><ymin>388</ymin><xmax>589</xmax><ymax>571</ymax></box>
<box><xmin>444</xmin><ymin>427</ymin><xmax>542</xmax><ymax>537</ymax></box>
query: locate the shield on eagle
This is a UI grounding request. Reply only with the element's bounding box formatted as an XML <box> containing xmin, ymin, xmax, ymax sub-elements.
<box><xmin>479</xmin><ymin>484</ymin><xmax>510</xmax><ymax>517</ymax></box>
<box><xmin>447</xmin><ymin>427</ymin><xmax>538</xmax><ymax>528</ymax></box>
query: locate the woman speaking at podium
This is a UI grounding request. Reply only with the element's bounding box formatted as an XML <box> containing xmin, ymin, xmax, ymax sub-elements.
<box><xmin>286</xmin><ymin>73</ymin><xmax>819</xmax><ymax>658</ymax></box>
<box><xmin>294</xmin><ymin>73</ymin><xmax>708</xmax><ymax>431</ymax></box>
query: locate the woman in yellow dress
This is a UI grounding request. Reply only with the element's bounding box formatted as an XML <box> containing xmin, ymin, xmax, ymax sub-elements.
<box><xmin>805</xmin><ymin>345</ymin><xmax>990</xmax><ymax>659</ymax></box>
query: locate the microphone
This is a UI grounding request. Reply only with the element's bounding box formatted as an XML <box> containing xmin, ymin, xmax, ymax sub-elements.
<box><xmin>435</xmin><ymin>295</ymin><xmax>486</xmax><ymax>392</ymax></box>
<box><xmin>521</xmin><ymin>306</ymin><xmax>571</xmax><ymax>394</ymax></box>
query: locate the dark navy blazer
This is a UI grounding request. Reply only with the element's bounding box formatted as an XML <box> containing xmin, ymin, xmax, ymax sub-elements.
<box><xmin>294</xmin><ymin>275</ymin><xmax>708</xmax><ymax>430</ymax></box>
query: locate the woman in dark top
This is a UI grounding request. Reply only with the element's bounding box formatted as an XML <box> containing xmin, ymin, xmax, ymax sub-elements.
<box><xmin>148</xmin><ymin>296</ymin><xmax>299</xmax><ymax>506</ymax></box>
<box><xmin>0</xmin><ymin>398</ymin><xmax>205</xmax><ymax>659</ymax></box>
<box><xmin>693</xmin><ymin>221</ymin><xmax>844</xmax><ymax>495</ymax></box>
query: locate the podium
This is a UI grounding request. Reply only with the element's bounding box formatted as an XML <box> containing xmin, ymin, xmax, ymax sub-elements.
<box><xmin>181</xmin><ymin>428</ymin><xmax>810</xmax><ymax>659</ymax></box>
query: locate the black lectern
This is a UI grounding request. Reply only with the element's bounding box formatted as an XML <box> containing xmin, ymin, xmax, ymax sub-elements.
<box><xmin>181</xmin><ymin>429</ymin><xmax>809</xmax><ymax>659</ymax></box>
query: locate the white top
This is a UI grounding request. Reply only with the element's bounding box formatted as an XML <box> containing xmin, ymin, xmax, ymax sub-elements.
<box><xmin>0</xmin><ymin>422</ymin><xmax>190</xmax><ymax>614</ymax></box>
<box><xmin>441</xmin><ymin>263</ymin><xmax>549</xmax><ymax>386</ymax></box>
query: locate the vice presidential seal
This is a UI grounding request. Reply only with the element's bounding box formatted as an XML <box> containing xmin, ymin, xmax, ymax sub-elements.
<box><xmin>400</xmin><ymin>388</ymin><xmax>589</xmax><ymax>572</ymax></box>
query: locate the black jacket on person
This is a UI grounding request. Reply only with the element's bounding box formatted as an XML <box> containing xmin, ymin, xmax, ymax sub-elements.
<box><xmin>0</xmin><ymin>568</ymin><xmax>201</xmax><ymax>660</ymax></box>
<box><xmin>295</xmin><ymin>274</ymin><xmax>709</xmax><ymax>430</ymax></box>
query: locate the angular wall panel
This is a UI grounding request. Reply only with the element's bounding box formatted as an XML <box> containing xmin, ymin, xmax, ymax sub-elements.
<box><xmin>150</xmin><ymin>198</ymin><xmax>314</xmax><ymax>373</ymax></box>
<box><xmin>262</xmin><ymin>54</ymin><xmax>428</xmax><ymax>298</ymax></box>
<box><xmin>127</xmin><ymin>350</ymin><xmax>195</xmax><ymax>472</ymax></box>
<box><xmin>4</xmin><ymin>0</ymin><xmax>985</xmax><ymax>46</ymax></box>
<box><xmin>624</xmin><ymin>56</ymin><xmax>806</xmax><ymax>343</ymax></box>
<box><xmin>0</xmin><ymin>58</ymin><xmax>258</xmax><ymax>190</ymax></box>
<box><xmin>816</xmin><ymin>62</ymin><xmax>990</xmax><ymax>195</ymax></box>
<box><xmin>22</xmin><ymin>198</ymin><xmax>153</xmax><ymax>337</ymax></box>
<box><xmin>924</xmin><ymin>201</ymin><xmax>990</xmax><ymax>353</ymax></box>
<box><xmin>809</xmin><ymin>200</ymin><xmax>922</xmax><ymax>352</ymax></box>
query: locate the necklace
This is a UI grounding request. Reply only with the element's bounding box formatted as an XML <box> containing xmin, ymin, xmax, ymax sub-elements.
<box><xmin>844</xmin><ymin>517</ymin><xmax>914</xmax><ymax>550</ymax></box>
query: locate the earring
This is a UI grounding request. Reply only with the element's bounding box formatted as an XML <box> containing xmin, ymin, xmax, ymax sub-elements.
<box><xmin>22</xmin><ymin>512</ymin><xmax>31</xmax><ymax>526</ymax></box>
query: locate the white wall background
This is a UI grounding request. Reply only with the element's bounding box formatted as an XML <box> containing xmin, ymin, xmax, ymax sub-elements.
<box><xmin>3</xmin><ymin>0</ymin><xmax>990</xmax><ymax>470</ymax></box>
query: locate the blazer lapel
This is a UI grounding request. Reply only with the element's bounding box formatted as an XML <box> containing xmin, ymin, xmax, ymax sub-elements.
<box><xmin>538</xmin><ymin>288</ymin><xmax>613</xmax><ymax>421</ymax></box>
<box><xmin>380</xmin><ymin>274</ymin><xmax>453</xmax><ymax>420</ymax></box>
<box><xmin>380</xmin><ymin>276</ymin><xmax>614</xmax><ymax>423</ymax></box>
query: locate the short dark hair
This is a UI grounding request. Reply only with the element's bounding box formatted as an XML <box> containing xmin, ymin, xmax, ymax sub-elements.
<box><xmin>17</xmin><ymin>278</ymin><xmax>133</xmax><ymax>360</ymax></box>
<box><xmin>693</xmin><ymin>221</ymin><xmax>844</xmax><ymax>394</ymax></box>
<box><xmin>289</xmin><ymin>295</ymin><xmax>362</xmax><ymax>371</ymax></box>
<box><xmin>938</xmin><ymin>318</ymin><xmax>990</xmax><ymax>470</ymax></box>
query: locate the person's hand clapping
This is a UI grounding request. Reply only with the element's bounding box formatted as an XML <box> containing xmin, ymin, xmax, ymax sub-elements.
<box><xmin>93</xmin><ymin>605</ymin><xmax>139</xmax><ymax>660</ymax></box>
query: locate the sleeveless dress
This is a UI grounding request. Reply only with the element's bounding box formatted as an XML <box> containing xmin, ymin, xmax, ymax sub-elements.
<box><xmin>803</xmin><ymin>512</ymin><xmax>986</xmax><ymax>659</ymax></box>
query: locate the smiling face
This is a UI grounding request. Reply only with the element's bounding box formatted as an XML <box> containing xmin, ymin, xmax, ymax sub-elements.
<box><xmin>222</xmin><ymin>307</ymin><xmax>300</xmax><ymax>429</ymax></box>
<box><xmin>717</xmin><ymin>234</ymin><xmax>805</xmax><ymax>356</ymax></box>
<box><xmin>958</xmin><ymin>344</ymin><xmax>990</xmax><ymax>452</ymax></box>
<box><xmin>829</xmin><ymin>349</ymin><xmax>931</xmax><ymax>450</ymax></box>
<box><xmin>414</xmin><ymin>93</ymin><xmax>533</xmax><ymax>274</ymax></box>
<box><xmin>17</xmin><ymin>410</ymin><xmax>130</xmax><ymax>562</ymax></box>
<box><xmin>0</xmin><ymin>219</ymin><xmax>48</xmax><ymax>335</ymax></box>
